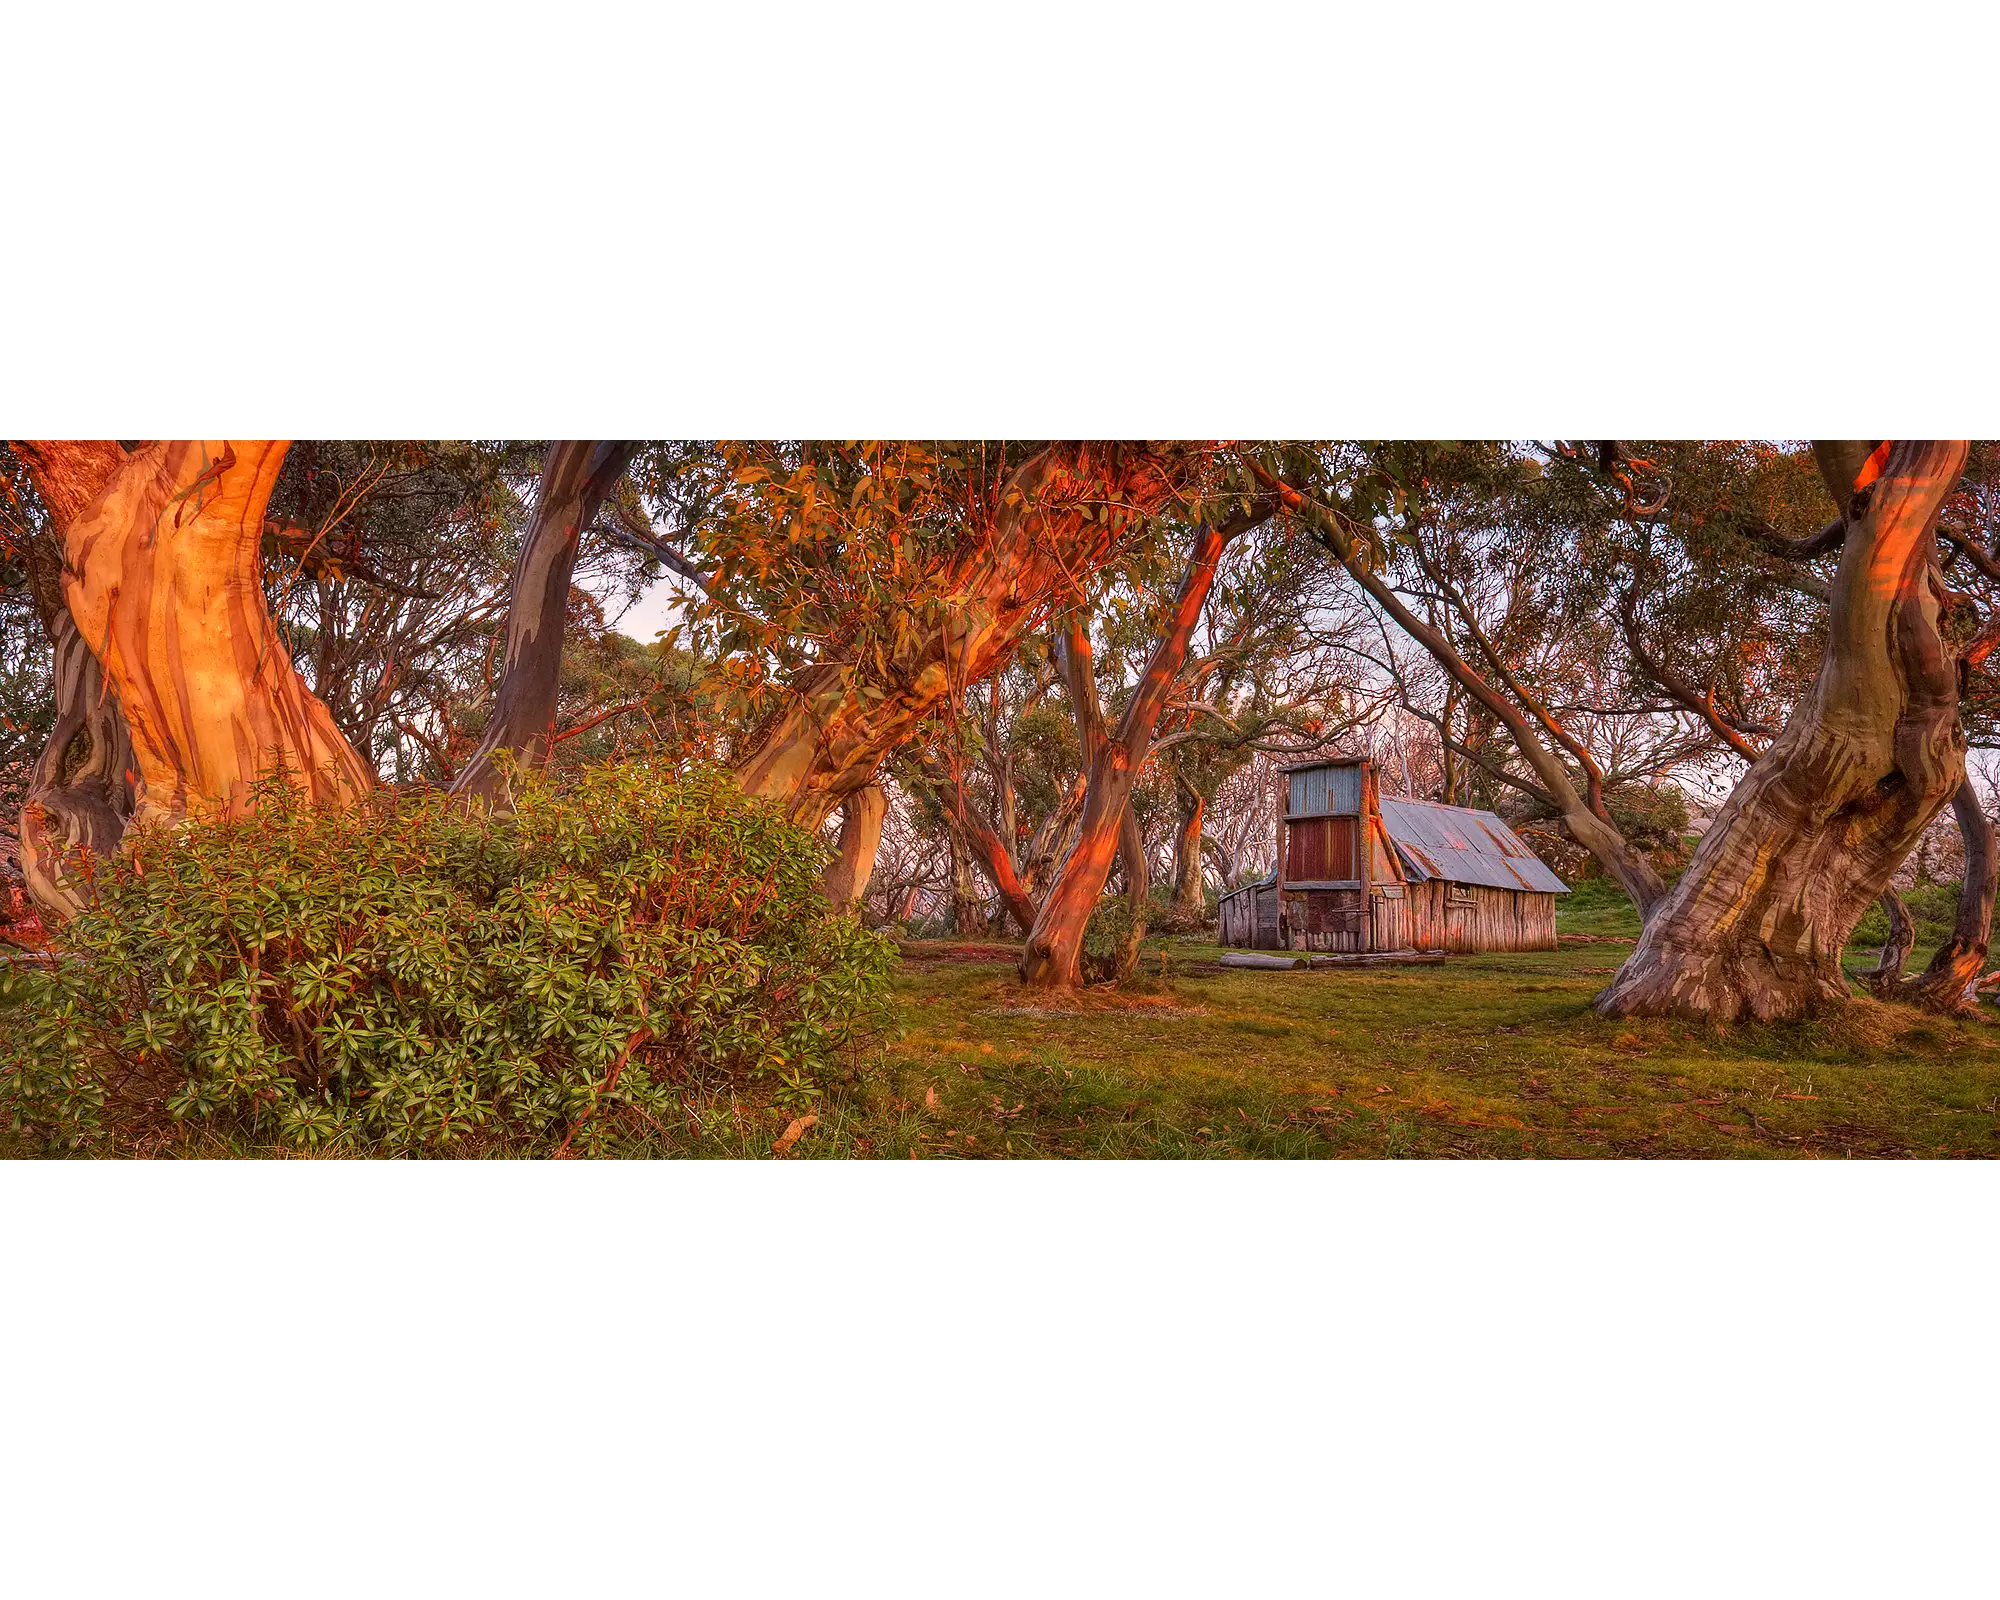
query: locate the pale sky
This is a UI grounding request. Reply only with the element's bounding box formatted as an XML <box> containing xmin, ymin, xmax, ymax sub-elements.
<box><xmin>576</xmin><ymin>569</ymin><xmax>697</xmax><ymax>644</ymax></box>
<box><xmin>612</xmin><ymin>575</ymin><xmax>688</xmax><ymax>642</ymax></box>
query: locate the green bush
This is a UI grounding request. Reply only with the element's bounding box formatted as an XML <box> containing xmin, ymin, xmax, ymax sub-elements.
<box><xmin>1080</xmin><ymin>895</ymin><xmax>1145</xmax><ymax>984</ymax></box>
<box><xmin>1</xmin><ymin>761</ymin><xmax>892</xmax><ymax>1156</ymax></box>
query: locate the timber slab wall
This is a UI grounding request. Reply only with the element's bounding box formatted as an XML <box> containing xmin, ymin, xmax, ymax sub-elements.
<box><xmin>1406</xmin><ymin>881</ymin><xmax>1557</xmax><ymax>953</ymax></box>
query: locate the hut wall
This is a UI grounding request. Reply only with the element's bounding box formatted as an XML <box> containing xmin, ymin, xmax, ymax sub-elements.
<box><xmin>1280</xmin><ymin>887</ymin><xmax>1367</xmax><ymax>952</ymax></box>
<box><xmin>1288</xmin><ymin>763</ymin><xmax>1364</xmax><ymax>817</ymax></box>
<box><xmin>1368</xmin><ymin>885</ymin><xmax>1411</xmax><ymax>952</ymax></box>
<box><xmin>1219</xmin><ymin>887</ymin><xmax>1254</xmax><ymax>947</ymax></box>
<box><xmin>1218</xmin><ymin>883</ymin><xmax>1286</xmax><ymax>949</ymax></box>
<box><xmin>1219</xmin><ymin>886</ymin><xmax>1256</xmax><ymax>947</ymax></box>
<box><xmin>1409</xmin><ymin>882</ymin><xmax>1557</xmax><ymax>952</ymax></box>
<box><xmin>1285</xmin><ymin>816</ymin><xmax>1359</xmax><ymax>881</ymax></box>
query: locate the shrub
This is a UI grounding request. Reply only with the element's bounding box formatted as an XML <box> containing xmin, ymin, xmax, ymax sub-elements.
<box><xmin>1080</xmin><ymin>895</ymin><xmax>1145</xmax><ymax>984</ymax></box>
<box><xmin>1</xmin><ymin>761</ymin><xmax>893</xmax><ymax>1156</ymax></box>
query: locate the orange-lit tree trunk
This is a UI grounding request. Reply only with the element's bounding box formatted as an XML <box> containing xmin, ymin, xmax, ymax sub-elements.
<box><xmin>821</xmin><ymin>783</ymin><xmax>887</xmax><ymax>911</ymax></box>
<box><xmin>1595</xmin><ymin>441</ymin><xmax>1970</xmax><ymax>1021</ymax></box>
<box><xmin>20</xmin><ymin>607</ymin><xmax>136</xmax><ymax>916</ymax></box>
<box><xmin>12</xmin><ymin>441</ymin><xmax>134</xmax><ymax>915</ymax></box>
<box><xmin>732</xmin><ymin>443</ymin><xmax>1191</xmax><ymax>832</ymax></box>
<box><xmin>30</xmin><ymin>439</ymin><xmax>370</xmax><ymax>835</ymax></box>
<box><xmin>451</xmin><ymin>441</ymin><xmax>637</xmax><ymax>807</ymax></box>
<box><xmin>1021</xmin><ymin>515</ymin><xmax>1247</xmax><ymax>989</ymax></box>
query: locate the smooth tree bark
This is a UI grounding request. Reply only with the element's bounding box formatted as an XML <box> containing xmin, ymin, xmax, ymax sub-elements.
<box><xmin>732</xmin><ymin>442</ymin><xmax>1191</xmax><ymax>832</ymax></box>
<box><xmin>821</xmin><ymin>783</ymin><xmax>888</xmax><ymax>911</ymax></box>
<box><xmin>947</xmin><ymin>827</ymin><xmax>982</xmax><ymax>935</ymax></box>
<box><xmin>1169</xmin><ymin>775</ymin><xmax>1207</xmax><ymax>924</ymax></box>
<box><xmin>1595</xmin><ymin>440</ymin><xmax>1971</xmax><ymax>1021</ymax></box>
<box><xmin>11</xmin><ymin>441</ymin><xmax>135</xmax><ymax>914</ymax></box>
<box><xmin>451</xmin><ymin>441</ymin><xmax>638</xmax><ymax>807</ymax></box>
<box><xmin>29</xmin><ymin>439</ymin><xmax>371</xmax><ymax>834</ymax></box>
<box><xmin>1021</xmin><ymin>512</ymin><xmax>1251</xmax><ymax>989</ymax></box>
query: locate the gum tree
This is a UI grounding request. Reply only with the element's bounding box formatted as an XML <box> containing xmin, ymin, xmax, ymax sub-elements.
<box><xmin>1596</xmin><ymin>441</ymin><xmax>1977</xmax><ymax>1018</ymax></box>
<box><xmin>1019</xmin><ymin>500</ymin><xmax>1271</xmax><ymax>988</ymax></box>
<box><xmin>8</xmin><ymin>441</ymin><xmax>373</xmax><ymax>921</ymax></box>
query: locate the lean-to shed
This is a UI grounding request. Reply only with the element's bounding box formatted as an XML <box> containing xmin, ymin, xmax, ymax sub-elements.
<box><xmin>1216</xmin><ymin>757</ymin><xmax>1568</xmax><ymax>954</ymax></box>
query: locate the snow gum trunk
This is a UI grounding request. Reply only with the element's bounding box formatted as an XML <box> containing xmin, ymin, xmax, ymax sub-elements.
<box><xmin>55</xmin><ymin>440</ymin><xmax>372</xmax><ymax>832</ymax></box>
<box><xmin>1595</xmin><ymin>440</ymin><xmax>1969</xmax><ymax>1021</ymax></box>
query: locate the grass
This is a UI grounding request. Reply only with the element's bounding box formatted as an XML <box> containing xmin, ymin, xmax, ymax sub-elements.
<box><xmin>9</xmin><ymin>896</ymin><xmax>2000</xmax><ymax>1159</ymax></box>
<box><xmin>1554</xmin><ymin>876</ymin><xmax>1646</xmax><ymax>939</ymax></box>
<box><xmin>818</xmin><ymin>935</ymin><xmax>1999</xmax><ymax>1160</ymax></box>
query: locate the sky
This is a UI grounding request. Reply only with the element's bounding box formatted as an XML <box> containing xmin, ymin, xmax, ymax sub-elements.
<box><xmin>609</xmin><ymin>574</ymin><xmax>686</xmax><ymax>643</ymax></box>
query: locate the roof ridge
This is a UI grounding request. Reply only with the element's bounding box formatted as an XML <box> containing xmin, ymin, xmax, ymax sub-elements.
<box><xmin>1380</xmin><ymin>794</ymin><xmax>1498</xmax><ymax>816</ymax></box>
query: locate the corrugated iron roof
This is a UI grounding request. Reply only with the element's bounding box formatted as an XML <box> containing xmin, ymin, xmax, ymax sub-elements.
<box><xmin>1378</xmin><ymin>797</ymin><xmax>1570</xmax><ymax>894</ymax></box>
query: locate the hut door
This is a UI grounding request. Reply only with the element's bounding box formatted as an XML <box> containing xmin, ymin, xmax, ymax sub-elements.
<box><xmin>1445</xmin><ymin>881</ymin><xmax>1476</xmax><ymax>950</ymax></box>
<box><xmin>1369</xmin><ymin>884</ymin><xmax>1409</xmax><ymax>952</ymax></box>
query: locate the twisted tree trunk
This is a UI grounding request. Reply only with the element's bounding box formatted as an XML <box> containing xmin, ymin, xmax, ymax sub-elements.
<box><xmin>29</xmin><ymin>440</ymin><xmax>370</xmax><ymax>834</ymax></box>
<box><xmin>11</xmin><ymin>443</ymin><xmax>135</xmax><ymax>915</ymax></box>
<box><xmin>732</xmin><ymin>443</ymin><xmax>1191</xmax><ymax>832</ymax></box>
<box><xmin>1596</xmin><ymin>440</ymin><xmax>1970</xmax><ymax>1021</ymax></box>
<box><xmin>19</xmin><ymin>612</ymin><xmax>137</xmax><ymax>916</ymax></box>
<box><xmin>451</xmin><ymin>441</ymin><xmax>637</xmax><ymax>807</ymax></box>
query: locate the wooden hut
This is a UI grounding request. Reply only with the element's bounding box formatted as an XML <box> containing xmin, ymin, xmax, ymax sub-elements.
<box><xmin>1216</xmin><ymin>757</ymin><xmax>1568</xmax><ymax>954</ymax></box>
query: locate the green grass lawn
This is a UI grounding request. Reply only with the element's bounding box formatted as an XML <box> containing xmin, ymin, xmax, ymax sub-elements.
<box><xmin>810</xmin><ymin>934</ymin><xmax>1999</xmax><ymax>1159</ymax></box>
<box><xmin>761</xmin><ymin>877</ymin><xmax>1997</xmax><ymax>1160</ymax></box>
